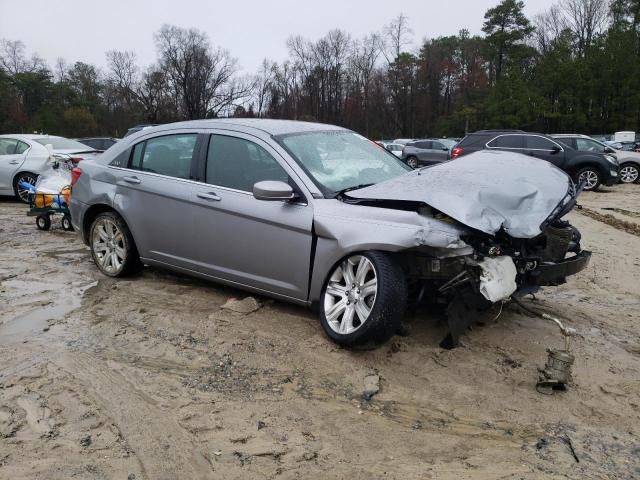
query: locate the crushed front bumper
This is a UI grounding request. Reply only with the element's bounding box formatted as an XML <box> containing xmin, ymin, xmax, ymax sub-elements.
<box><xmin>524</xmin><ymin>250</ymin><xmax>592</xmax><ymax>286</ymax></box>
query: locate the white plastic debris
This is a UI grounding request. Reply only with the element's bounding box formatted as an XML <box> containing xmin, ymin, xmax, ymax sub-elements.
<box><xmin>478</xmin><ymin>256</ymin><xmax>518</xmax><ymax>303</ymax></box>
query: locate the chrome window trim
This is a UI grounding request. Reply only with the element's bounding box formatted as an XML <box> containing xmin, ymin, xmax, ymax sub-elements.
<box><xmin>485</xmin><ymin>134</ymin><xmax>565</xmax><ymax>152</ymax></box>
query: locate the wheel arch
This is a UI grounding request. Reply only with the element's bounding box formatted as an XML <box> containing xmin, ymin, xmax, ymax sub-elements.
<box><xmin>309</xmin><ymin>238</ymin><xmax>408</xmax><ymax>304</ymax></box>
<box><xmin>82</xmin><ymin>204</ymin><xmax>139</xmax><ymax>254</ymax></box>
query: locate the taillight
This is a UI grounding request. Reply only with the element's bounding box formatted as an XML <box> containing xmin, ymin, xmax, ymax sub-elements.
<box><xmin>71</xmin><ymin>167</ymin><xmax>82</xmax><ymax>186</ymax></box>
<box><xmin>451</xmin><ymin>147</ymin><xmax>464</xmax><ymax>159</ymax></box>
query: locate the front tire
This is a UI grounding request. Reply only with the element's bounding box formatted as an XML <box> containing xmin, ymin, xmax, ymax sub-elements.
<box><xmin>619</xmin><ymin>163</ymin><xmax>639</xmax><ymax>184</ymax></box>
<box><xmin>320</xmin><ymin>252</ymin><xmax>407</xmax><ymax>348</ymax></box>
<box><xmin>575</xmin><ymin>167</ymin><xmax>601</xmax><ymax>191</ymax></box>
<box><xmin>89</xmin><ymin>211</ymin><xmax>141</xmax><ymax>277</ymax></box>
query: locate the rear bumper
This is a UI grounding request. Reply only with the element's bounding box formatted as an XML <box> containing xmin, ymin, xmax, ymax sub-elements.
<box><xmin>525</xmin><ymin>250</ymin><xmax>592</xmax><ymax>286</ymax></box>
<box><xmin>69</xmin><ymin>197</ymin><xmax>89</xmax><ymax>244</ymax></box>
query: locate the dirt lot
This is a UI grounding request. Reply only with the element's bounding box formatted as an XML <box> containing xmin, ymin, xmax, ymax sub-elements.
<box><xmin>1</xmin><ymin>185</ymin><xmax>639</xmax><ymax>480</ymax></box>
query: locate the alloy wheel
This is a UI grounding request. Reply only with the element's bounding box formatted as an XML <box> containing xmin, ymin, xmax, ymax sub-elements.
<box><xmin>407</xmin><ymin>157</ymin><xmax>418</xmax><ymax>169</ymax></box>
<box><xmin>620</xmin><ymin>165</ymin><xmax>639</xmax><ymax>183</ymax></box>
<box><xmin>578</xmin><ymin>169</ymin><xmax>599</xmax><ymax>190</ymax></box>
<box><xmin>323</xmin><ymin>255</ymin><xmax>378</xmax><ymax>335</ymax></box>
<box><xmin>92</xmin><ymin>218</ymin><xmax>127</xmax><ymax>275</ymax></box>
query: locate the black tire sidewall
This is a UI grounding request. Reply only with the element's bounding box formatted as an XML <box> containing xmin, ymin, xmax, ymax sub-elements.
<box><xmin>319</xmin><ymin>251</ymin><xmax>407</xmax><ymax>348</ymax></box>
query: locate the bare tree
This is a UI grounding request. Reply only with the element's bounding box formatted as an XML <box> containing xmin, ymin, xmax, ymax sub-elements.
<box><xmin>534</xmin><ymin>5</ymin><xmax>568</xmax><ymax>52</ymax></box>
<box><xmin>559</xmin><ymin>0</ymin><xmax>608</xmax><ymax>55</ymax></box>
<box><xmin>154</xmin><ymin>24</ymin><xmax>241</xmax><ymax>119</ymax></box>
<box><xmin>0</xmin><ymin>39</ymin><xmax>46</xmax><ymax>74</ymax></box>
<box><xmin>381</xmin><ymin>13</ymin><xmax>413</xmax><ymax>65</ymax></box>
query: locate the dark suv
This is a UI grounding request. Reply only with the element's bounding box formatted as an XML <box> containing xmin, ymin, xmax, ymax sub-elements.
<box><xmin>451</xmin><ymin>130</ymin><xmax>619</xmax><ymax>190</ymax></box>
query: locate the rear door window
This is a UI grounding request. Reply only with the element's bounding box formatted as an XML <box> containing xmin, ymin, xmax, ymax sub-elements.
<box><xmin>525</xmin><ymin>136</ymin><xmax>558</xmax><ymax>150</ymax></box>
<box><xmin>206</xmin><ymin>134</ymin><xmax>288</xmax><ymax>192</ymax></box>
<box><xmin>0</xmin><ymin>138</ymin><xmax>19</xmax><ymax>155</ymax></box>
<box><xmin>130</xmin><ymin>134</ymin><xmax>197</xmax><ymax>179</ymax></box>
<box><xmin>488</xmin><ymin>135</ymin><xmax>524</xmax><ymax>149</ymax></box>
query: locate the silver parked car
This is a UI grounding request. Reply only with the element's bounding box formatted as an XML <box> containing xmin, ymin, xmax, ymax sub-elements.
<box><xmin>401</xmin><ymin>139</ymin><xmax>455</xmax><ymax>168</ymax></box>
<box><xmin>0</xmin><ymin>134</ymin><xmax>99</xmax><ymax>202</ymax></box>
<box><xmin>552</xmin><ymin>134</ymin><xmax>640</xmax><ymax>184</ymax></box>
<box><xmin>70</xmin><ymin>120</ymin><xmax>590</xmax><ymax>348</ymax></box>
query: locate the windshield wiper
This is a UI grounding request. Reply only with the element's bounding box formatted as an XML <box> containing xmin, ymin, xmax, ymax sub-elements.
<box><xmin>334</xmin><ymin>183</ymin><xmax>375</xmax><ymax>198</ymax></box>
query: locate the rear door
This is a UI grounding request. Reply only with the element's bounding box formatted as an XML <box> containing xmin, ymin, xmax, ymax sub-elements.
<box><xmin>109</xmin><ymin>130</ymin><xmax>203</xmax><ymax>271</ymax></box>
<box><xmin>189</xmin><ymin>131</ymin><xmax>314</xmax><ymax>301</ymax></box>
<box><xmin>0</xmin><ymin>138</ymin><xmax>29</xmax><ymax>192</ymax></box>
<box><xmin>524</xmin><ymin>135</ymin><xmax>566</xmax><ymax>168</ymax></box>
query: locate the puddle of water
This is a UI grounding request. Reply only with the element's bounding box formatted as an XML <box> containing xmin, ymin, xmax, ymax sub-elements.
<box><xmin>0</xmin><ymin>281</ymin><xmax>97</xmax><ymax>342</ymax></box>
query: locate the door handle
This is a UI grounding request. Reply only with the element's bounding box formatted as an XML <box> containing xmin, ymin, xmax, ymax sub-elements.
<box><xmin>123</xmin><ymin>176</ymin><xmax>141</xmax><ymax>184</ymax></box>
<box><xmin>197</xmin><ymin>192</ymin><xmax>221</xmax><ymax>201</ymax></box>
<box><xmin>9</xmin><ymin>160</ymin><xmax>20</xmax><ymax>165</ymax></box>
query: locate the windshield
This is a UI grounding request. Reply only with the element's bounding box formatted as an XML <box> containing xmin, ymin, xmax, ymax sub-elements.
<box><xmin>278</xmin><ymin>131</ymin><xmax>411</xmax><ymax>195</ymax></box>
<box><xmin>33</xmin><ymin>137</ymin><xmax>95</xmax><ymax>151</ymax></box>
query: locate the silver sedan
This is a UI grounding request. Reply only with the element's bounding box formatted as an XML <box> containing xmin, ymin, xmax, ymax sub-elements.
<box><xmin>70</xmin><ymin>120</ymin><xmax>591</xmax><ymax>348</ymax></box>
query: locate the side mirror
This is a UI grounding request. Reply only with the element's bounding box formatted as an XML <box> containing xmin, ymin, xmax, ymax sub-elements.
<box><xmin>253</xmin><ymin>180</ymin><xmax>296</xmax><ymax>201</ymax></box>
<box><xmin>551</xmin><ymin>145</ymin><xmax>562</xmax><ymax>154</ymax></box>
<box><xmin>604</xmin><ymin>146</ymin><xmax>616</xmax><ymax>154</ymax></box>
<box><xmin>441</xmin><ymin>147</ymin><xmax>449</xmax><ymax>151</ymax></box>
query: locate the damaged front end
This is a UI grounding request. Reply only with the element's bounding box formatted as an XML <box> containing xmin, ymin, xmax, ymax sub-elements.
<box><xmin>343</xmin><ymin>152</ymin><xmax>591</xmax><ymax>347</ymax></box>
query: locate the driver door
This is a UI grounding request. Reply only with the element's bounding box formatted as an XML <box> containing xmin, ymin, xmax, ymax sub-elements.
<box><xmin>190</xmin><ymin>131</ymin><xmax>314</xmax><ymax>301</ymax></box>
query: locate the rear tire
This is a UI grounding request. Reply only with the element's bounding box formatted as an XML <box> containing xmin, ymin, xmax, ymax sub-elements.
<box><xmin>320</xmin><ymin>251</ymin><xmax>407</xmax><ymax>348</ymax></box>
<box><xmin>89</xmin><ymin>211</ymin><xmax>141</xmax><ymax>277</ymax></box>
<box><xmin>619</xmin><ymin>163</ymin><xmax>639</xmax><ymax>184</ymax></box>
<box><xmin>406</xmin><ymin>156</ymin><xmax>419</xmax><ymax>169</ymax></box>
<box><xmin>575</xmin><ymin>167</ymin><xmax>601</xmax><ymax>191</ymax></box>
<box><xmin>13</xmin><ymin>172</ymin><xmax>38</xmax><ymax>204</ymax></box>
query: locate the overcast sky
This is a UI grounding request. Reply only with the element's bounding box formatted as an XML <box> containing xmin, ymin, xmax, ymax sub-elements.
<box><xmin>0</xmin><ymin>0</ymin><xmax>557</xmax><ymax>74</ymax></box>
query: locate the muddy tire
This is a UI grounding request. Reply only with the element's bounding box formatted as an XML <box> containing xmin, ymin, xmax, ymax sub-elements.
<box><xmin>36</xmin><ymin>215</ymin><xmax>51</xmax><ymax>231</ymax></box>
<box><xmin>89</xmin><ymin>211</ymin><xmax>141</xmax><ymax>277</ymax></box>
<box><xmin>575</xmin><ymin>167</ymin><xmax>601</xmax><ymax>191</ymax></box>
<box><xmin>320</xmin><ymin>251</ymin><xmax>407</xmax><ymax>348</ymax></box>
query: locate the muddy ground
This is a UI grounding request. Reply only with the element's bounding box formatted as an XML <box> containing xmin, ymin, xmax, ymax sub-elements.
<box><xmin>0</xmin><ymin>185</ymin><xmax>639</xmax><ymax>480</ymax></box>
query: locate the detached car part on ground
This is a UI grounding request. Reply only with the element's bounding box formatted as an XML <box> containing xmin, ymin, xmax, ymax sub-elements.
<box><xmin>69</xmin><ymin>120</ymin><xmax>590</xmax><ymax>349</ymax></box>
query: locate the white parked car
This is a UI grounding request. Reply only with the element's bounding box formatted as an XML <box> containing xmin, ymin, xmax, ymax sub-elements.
<box><xmin>0</xmin><ymin>135</ymin><xmax>99</xmax><ymax>202</ymax></box>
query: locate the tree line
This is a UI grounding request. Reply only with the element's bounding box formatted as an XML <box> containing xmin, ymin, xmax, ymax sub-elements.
<box><xmin>1</xmin><ymin>0</ymin><xmax>640</xmax><ymax>139</ymax></box>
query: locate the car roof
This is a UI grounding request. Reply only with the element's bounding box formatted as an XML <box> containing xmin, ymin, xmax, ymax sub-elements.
<box><xmin>0</xmin><ymin>134</ymin><xmax>66</xmax><ymax>141</ymax></box>
<box><xmin>142</xmin><ymin>119</ymin><xmax>347</xmax><ymax>137</ymax></box>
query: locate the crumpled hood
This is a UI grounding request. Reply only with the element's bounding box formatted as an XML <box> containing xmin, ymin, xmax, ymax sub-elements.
<box><xmin>348</xmin><ymin>150</ymin><xmax>572</xmax><ymax>238</ymax></box>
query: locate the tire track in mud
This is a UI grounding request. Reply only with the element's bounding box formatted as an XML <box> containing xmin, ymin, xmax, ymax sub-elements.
<box><xmin>577</xmin><ymin>207</ymin><xmax>640</xmax><ymax>236</ymax></box>
<box><xmin>54</xmin><ymin>351</ymin><xmax>220</xmax><ymax>480</ymax></box>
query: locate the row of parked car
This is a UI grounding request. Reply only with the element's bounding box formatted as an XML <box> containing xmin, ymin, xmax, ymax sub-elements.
<box><xmin>378</xmin><ymin>130</ymin><xmax>640</xmax><ymax>190</ymax></box>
